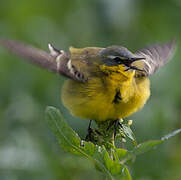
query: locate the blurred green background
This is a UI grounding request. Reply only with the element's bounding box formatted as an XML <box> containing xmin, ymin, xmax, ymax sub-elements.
<box><xmin>0</xmin><ymin>0</ymin><xmax>181</xmax><ymax>179</ymax></box>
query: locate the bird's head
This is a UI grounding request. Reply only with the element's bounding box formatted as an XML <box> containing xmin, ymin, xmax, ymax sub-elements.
<box><xmin>98</xmin><ymin>46</ymin><xmax>146</xmax><ymax>78</ymax></box>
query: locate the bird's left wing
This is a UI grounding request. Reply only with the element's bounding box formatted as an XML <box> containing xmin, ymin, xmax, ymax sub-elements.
<box><xmin>0</xmin><ymin>39</ymin><xmax>85</xmax><ymax>82</ymax></box>
<box><xmin>135</xmin><ymin>40</ymin><xmax>176</xmax><ymax>75</ymax></box>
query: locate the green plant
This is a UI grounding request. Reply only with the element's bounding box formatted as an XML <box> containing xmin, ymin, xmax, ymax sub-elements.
<box><xmin>46</xmin><ymin>106</ymin><xmax>181</xmax><ymax>180</ymax></box>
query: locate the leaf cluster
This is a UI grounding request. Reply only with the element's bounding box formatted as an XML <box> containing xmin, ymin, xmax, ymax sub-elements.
<box><xmin>46</xmin><ymin>106</ymin><xmax>181</xmax><ymax>180</ymax></box>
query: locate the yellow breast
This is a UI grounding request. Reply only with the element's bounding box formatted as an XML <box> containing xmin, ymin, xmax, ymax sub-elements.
<box><xmin>61</xmin><ymin>72</ymin><xmax>150</xmax><ymax>121</ymax></box>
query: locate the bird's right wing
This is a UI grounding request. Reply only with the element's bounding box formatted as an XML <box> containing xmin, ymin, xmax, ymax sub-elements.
<box><xmin>0</xmin><ymin>39</ymin><xmax>86</xmax><ymax>82</ymax></box>
<box><xmin>135</xmin><ymin>40</ymin><xmax>176</xmax><ymax>75</ymax></box>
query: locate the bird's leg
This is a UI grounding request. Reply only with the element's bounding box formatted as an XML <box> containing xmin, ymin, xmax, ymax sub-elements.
<box><xmin>106</xmin><ymin>120</ymin><xmax>115</xmax><ymax>131</ymax></box>
<box><xmin>114</xmin><ymin>120</ymin><xmax>119</xmax><ymax>140</ymax></box>
<box><xmin>85</xmin><ymin>120</ymin><xmax>93</xmax><ymax>141</ymax></box>
<box><xmin>107</xmin><ymin>119</ymin><xmax>123</xmax><ymax>141</ymax></box>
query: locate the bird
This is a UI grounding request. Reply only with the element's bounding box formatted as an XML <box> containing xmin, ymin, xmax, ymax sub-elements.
<box><xmin>0</xmin><ymin>38</ymin><xmax>176</xmax><ymax>139</ymax></box>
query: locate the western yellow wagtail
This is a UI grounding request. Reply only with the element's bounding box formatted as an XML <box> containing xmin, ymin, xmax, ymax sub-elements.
<box><xmin>0</xmin><ymin>39</ymin><xmax>176</xmax><ymax>139</ymax></box>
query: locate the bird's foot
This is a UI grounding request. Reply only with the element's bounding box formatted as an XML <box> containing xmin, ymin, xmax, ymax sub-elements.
<box><xmin>81</xmin><ymin>119</ymin><xmax>136</xmax><ymax>148</ymax></box>
<box><xmin>83</xmin><ymin>120</ymin><xmax>103</xmax><ymax>145</ymax></box>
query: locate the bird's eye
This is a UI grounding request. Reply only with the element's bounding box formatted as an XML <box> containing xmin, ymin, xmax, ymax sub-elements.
<box><xmin>106</xmin><ymin>55</ymin><xmax>129</xmax><ymax>65</ymax></box>
<box><xmin>108</xmin><ymin>55</ymin><xmax>128</xmax><ymax>61</ymax></box>
<box><xmin>113</xmin><ymin>57</ymin><xmax>121</xmax><ymax>62</ymax></box>
<box><xmin>107</xmin><ymin>55</ymin><xmax>122</xmax><ymax>61</ymax></box>
<box><xmin>113</xmin><ymin>56</ymin><xmax>128</xmax><ymax>64</ymax></box>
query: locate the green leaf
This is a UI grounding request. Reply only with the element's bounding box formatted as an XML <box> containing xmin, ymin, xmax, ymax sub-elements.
<box><xmin>119</xmin><ymin>140</ymin><xmax>163</xmax><ymax>165</ymax></box>
<box><xmin>122</xmin><ymin>124</ymin><xmax>136</xmax><ymax>142</ymax></box>
<box><xmin>115</xmin><ymin>148</ymin><xmax>135</xmax><ymax>165</ymax></box>
<box><xmin>133</xmin><ymin>128</ymin><xmax>181</xmax><ymax>156</ymax></box>
<box><xmin>46</xmin><ymin>106</ymin><xmax>114</xmax><ymax>179</ymax></box>
<box><xmin>115</xmin><ymin>148</ymin><xmax>128</xmax><ymax>160</ymax></box>
<box><xmin>161</xmin><ymin>128</ymin><xmax>181</xmax><ymax>141</ymax></box>
<box><xmin>120</xmin><ymin>167</ymin><xmax>132</xmax><ymax>180</ymax></box>
<box><xmin>104</xmin><ymin>150</ymin><xmax>124</xmax><ymax>175</ymax></box>
<box><xmin>132</xmin><ymin>140</ymin><xmax>162</xmax><ymax>156</ymax></box>
<box><xmin>46</xmin><ymin>106</ymin><xmax>82</xmax><ymax>155</ymax></box>
<box><xmin>120</xmin><ymin>128</ymin><xmax>181</xmax><ymax>164</ymax></box>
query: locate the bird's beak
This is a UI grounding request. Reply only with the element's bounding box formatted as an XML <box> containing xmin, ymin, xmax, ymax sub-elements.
<box><xmin>124</xmin><ymin>57</ymin><xmax>146</xmax><ymax>72</ymax></box>
<box><xmin>130</xmin><ymin>57</ymin><xmax>146</xmax><ymax>62</ymax></box>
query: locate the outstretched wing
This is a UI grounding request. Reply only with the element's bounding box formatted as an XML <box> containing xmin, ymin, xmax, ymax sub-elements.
<box><xmin>0</xmin><ymin>39</ymin><xmax>86</xmax><ymax>82</ymax></box>
<box><xmin>135</xmin><ymin>40</ymin><xmax>176</xmax><ymax>75</ymax></box>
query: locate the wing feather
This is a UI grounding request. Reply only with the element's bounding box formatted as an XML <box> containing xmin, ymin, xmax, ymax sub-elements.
<box><xmin>0</xmin><ymin>39</ymin><xmax>85</xmax><ymax>82</ymax></box>
<box><xmin>135</xmin><ymin>40</ymin><xmax>176</xmax><ymax>75</ymax></box>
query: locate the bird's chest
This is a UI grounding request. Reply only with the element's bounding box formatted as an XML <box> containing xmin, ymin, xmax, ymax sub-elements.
<box><xmin>94</xmin><ymin>77</ymin><xmax>150</xmax><ymax>119</ymax></box>
<box><xmin>61</xmin><ymin>77</ymin><xmax>150</xmax><ymax>121</ymax></box>
<box><xmin>101</xmin><ymin>77</ymin><xmax>135</xmax><ymax>104</ymax></box>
